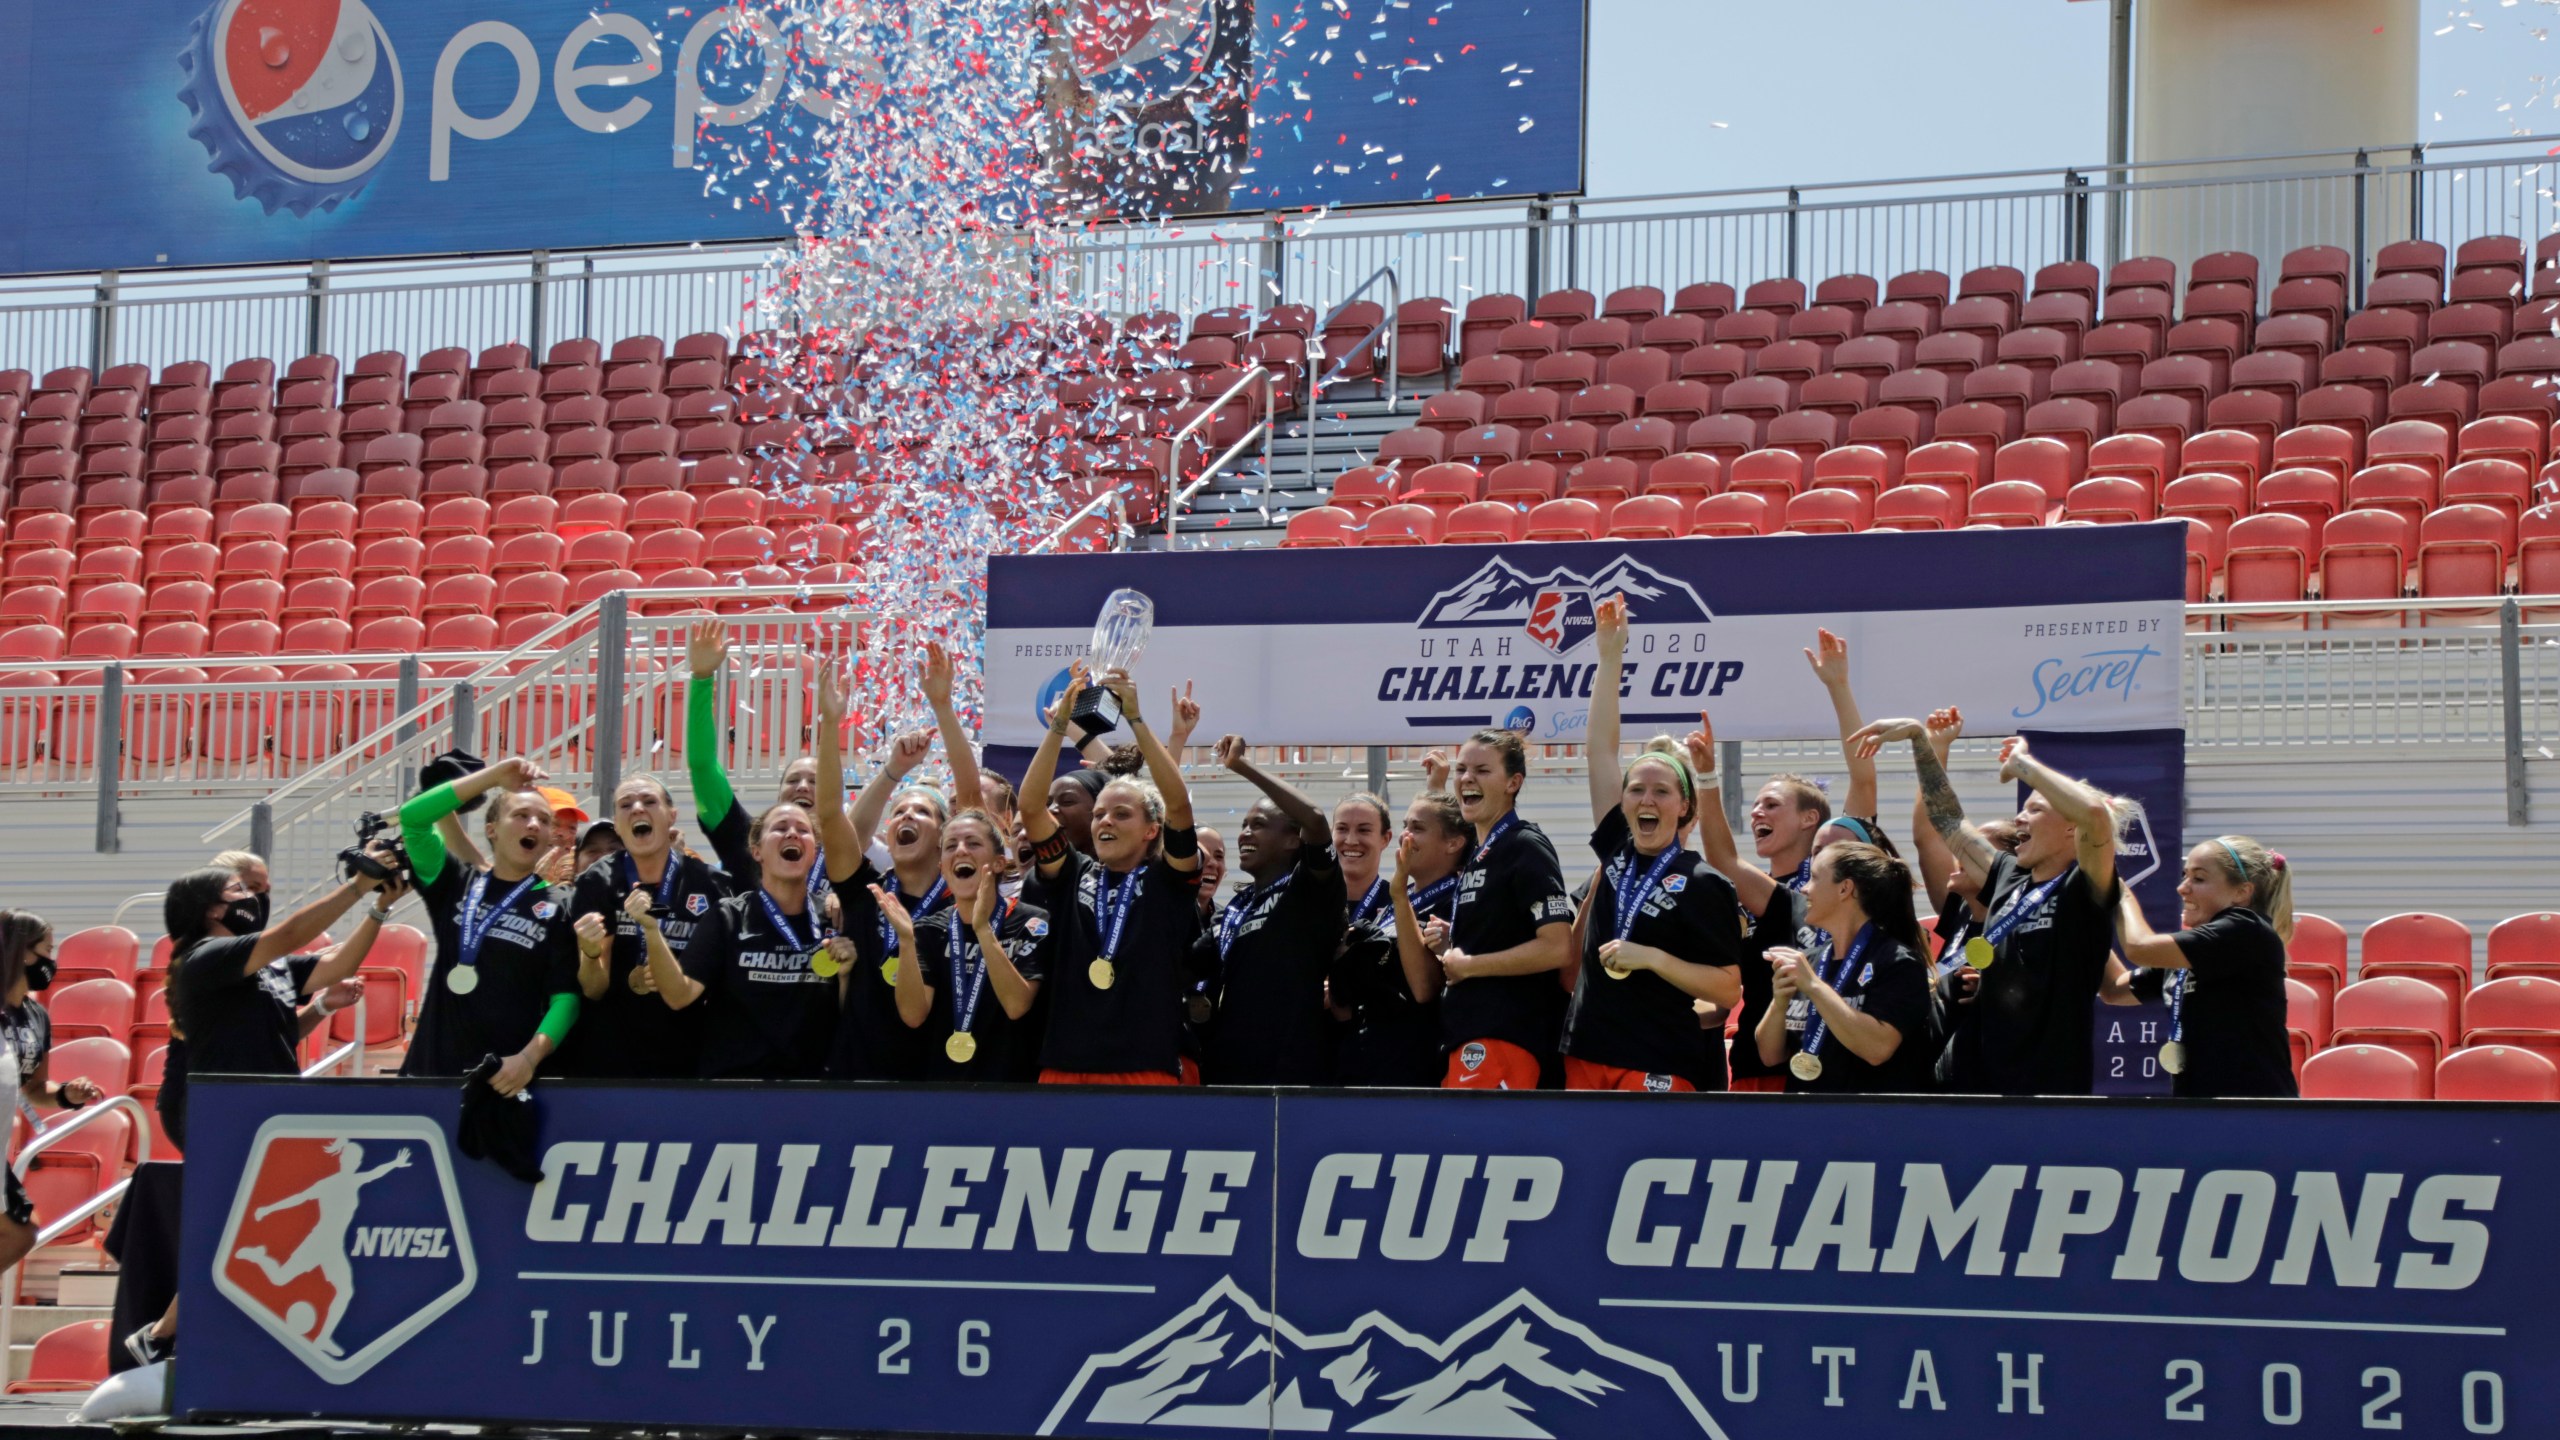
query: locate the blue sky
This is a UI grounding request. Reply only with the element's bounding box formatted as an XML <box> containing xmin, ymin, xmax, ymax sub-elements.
<box><xmin>1579</xmin><ymin>0</ymin><xmax>2554</xmax><ymax>198</ymax></box>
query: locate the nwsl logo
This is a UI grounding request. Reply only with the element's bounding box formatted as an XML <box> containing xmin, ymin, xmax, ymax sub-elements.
<box><xmin>213</xmin><ymin>1116</ymin><xmax>475</xmax><ymax>1384</ymax></box>
<box><xmin>1418</xmin><ymin>556</ymin><xmax>1715</xmax><ymax>658</ymax></box>
<box><xmin>178</xmin><ymin>0</ymin><xmax>404</xmax><ymax>216</ymax></box>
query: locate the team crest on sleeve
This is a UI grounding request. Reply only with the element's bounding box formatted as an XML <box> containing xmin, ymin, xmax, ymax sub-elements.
<box><xmin>1025</xmin><ymin>916</ymin><xmax>1050</xmax><ymax>938</ymax></box>
<box><xmin>531</xmin><ymin>900</ymin><xmax>558</xmax><ymax>921</ymax></box>
<box><xmin>686</xmin><ymin>892</ymin><xmax>711</xmax><ymax>916</ymax></box>
<box><xmin>1662</xmin><ymin>875</ymin><xmax>1687</xmax><ymax>893</ymax></box>
<box><xmin>213</xmin><ymin>1116</ymin><xmax>475</xmax><ymax>1383</ymax></box>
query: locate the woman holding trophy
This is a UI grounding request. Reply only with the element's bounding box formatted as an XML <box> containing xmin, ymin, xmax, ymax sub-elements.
<box><xmin>1018</xmin><ymin>591</ymin><xmax>1206</xmax><ymax>1084</ymax></box>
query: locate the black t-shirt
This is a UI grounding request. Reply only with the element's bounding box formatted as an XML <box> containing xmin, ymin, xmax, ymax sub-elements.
<box><xmin>1563</xmin><ymin>810</ymin><xmax>1745</xmax><ymax>1090</ymax></box>
<box><xmin>823</xmin><ymin>858</ymin><xmax>931</xmax><ymax>1081</ymax></box>
<box><xmin>2134</xmin><ymin>906</ymin><xmax>2299</xmax><ymax>1099</ymax></box>
<box><xmin>1730</xmin><ymin>882</ymin><xmax>1807</xmax><ymax>1082</ymax></box>
<box><xmin>911</xmin><ymin>901</ymin><xmax>1054</xmax><ymax>1081</ymax></box>
<box><xmin>1442</xmin><ymin>817</ymin><xmax>1574</xmax><ymax>1059</ymax></box>
<box><xmin>402</xmin><ymin>864</ymin><xmax>579</xmax><ymax>1079</ymax></box>
<box><xmin>1202</xmin><ymin>845</ymin><xmax>1347</xmax><ymax>1085</ymax></box>
<box><xmin>0</xmin><ymin>1001</ymin><xmax>51</xmax><ymax>1082</ymax></box>
<box><xmin>559</xmin><ymin>852</ymin><xmax>729</xmax><ymax>1079</ymax></box>
<box><xmin>683</xmin><ymin>889</ymin><xmax>839</xmax><ymax>1079</ymax></box>
<box><xmin>1962</xmin><ymin>854</ymin><xmax>2120</xmax><ymax>1097</ymax></box>
<box><xmin>1774</xmin><ymin>932</ymin><xmax>1935</xmax><ymax>1094</ymax></box>
<box><xmin>1332</xmin><ymin>874</ymin><xmax>1455</xmax><ymax>1087</ymax></box>
<box><xmin>1928</xmin><ymin>888</ymin><xmax>1987</xmax><ymax>1081</ymax></box>
<box><xmin>171</xmin><ymin>935</ymin><xmax>319</xmax><ymax>1078</ymax></box>
<box><xmin>1030</xmin><ymin>849</ymin><xmax>1201</xmax><ymax>1077</ymax></box>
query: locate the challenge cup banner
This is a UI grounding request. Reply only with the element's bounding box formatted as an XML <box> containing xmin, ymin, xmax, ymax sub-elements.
<box><xmin>0</xmin><ymin>0</ymin><xmax>1587</xmax><ymax>275</ymax></box>
<box><xmin>179</xmin><ymin>1077</ymin><xmax>2558</xmax><ymax>1438</ymax></box>
<box><xmin>985</xmin><ymin>524</ymin><xmax>2187</xmax><ymax>747</ymax></box>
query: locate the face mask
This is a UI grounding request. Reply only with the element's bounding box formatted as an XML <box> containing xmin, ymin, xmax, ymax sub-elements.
<box><xmin>223</xmin><ymin>896</ymin><xmax>268</xmax><ymax>935</ymax></box>
<box><xmin>24</xmin><ymin>956</ymin><xmax>54</xmax><ymax>992</ymax></box>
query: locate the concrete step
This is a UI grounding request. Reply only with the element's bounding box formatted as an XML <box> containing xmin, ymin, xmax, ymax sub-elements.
<box><xmin>9</xmin><ymin>1304</ymin><xmax>107</xmax><ymax>1346</ymax></box>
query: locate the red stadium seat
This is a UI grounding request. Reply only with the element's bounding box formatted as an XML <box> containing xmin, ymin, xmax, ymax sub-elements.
<box><xmin>2435</xmin><ymin>1046</ymin><xmax>2560</xmax><ymax>1101</ymax></box>
<box><xmin>1280</xmin><ymin>508</ymin><xmax>1358</xmax><ymax>549</ymax></box>
<box><xmin>2332</xmin><ymin>976</ymin><xmax>2457</xmax><ymax>1063</ymax></box>
<box><xmin>2301</xmin><ymin>1044</ymin><xmax>2430</xmax><ymax>1100</ymax></box>
<box><xmin>1357</xmin><ymin>504</ymin><xmax>1439</xmax><ymax>547</ymax></box>
<box><xmin>2487</xmin><ymin>913</ymin><xmax>2560</xmax><ymax>981</ymax></box>
<box><xmin>1440</xmin><ymin>501</ymin><xmax>1525</xmax><ymax>546</ymax></box>
<box><xmin>1523</xmin><ymin>498</ymin><xmax>1604</xmax><ymax>543</ymax></box>
<box><xmin>6</xmin><ymin>1321</ymin><xmax>112</xmax><ymax>1395</ymax></box>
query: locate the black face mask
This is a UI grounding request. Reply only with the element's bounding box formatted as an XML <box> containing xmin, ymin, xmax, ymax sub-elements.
<box><xmin>223</xmin><ymin>896</ymin><xmax>268</xmax><ymax>936</ymax></box>
<box><xmin>24</xmin><ymin>956</ymin><xmax>54</xmax><ymax>992</ymax></box>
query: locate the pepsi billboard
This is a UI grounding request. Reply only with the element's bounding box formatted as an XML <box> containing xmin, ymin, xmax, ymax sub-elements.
<box><xmin>179</xmin><ymin>1077</ymin><xmax>2560</xmax><ymax>1438</ymax></box>
<box><xmin>0</xmin><ymin>0</ymin><xmax>1589</xmax><ymax>277</ymax></box>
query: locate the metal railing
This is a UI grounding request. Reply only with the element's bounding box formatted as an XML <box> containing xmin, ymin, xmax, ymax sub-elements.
<box><xmin>12</xmin><ymin>133</ymin><xmax>2548</xmax><ymax>382</ymax></box>
<box><xmin>1163</xmin><ymin>364</ymin><xmax>1279</xmax><ymax>548</ymax></box>
<box><xmin>1030</xmin><ymin>489</ymin><xmax>1127</xmax><ymax>555</ymax></box>
<box><xmin>1</xmin><ymin>1096</ymin><xmax>154</xmax><ymax>1360</ymax></box>
<box><xmin>1303</xmin><ymin>266</ymin><xmax>1402</xmax><ymax>477</ymax></box>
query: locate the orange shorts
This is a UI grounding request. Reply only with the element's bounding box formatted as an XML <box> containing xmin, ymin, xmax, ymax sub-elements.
<box><xmin>1728</xmin><ymin>1075</ymin><xmax>1786</xmax><ymax>1094</ymax></box>
<box><xmin>1039</xmin><ymin>1068</ymin><xmax>1182</xmax><ymax>1086</ymax></box>
<box><xmin>1563</xmin><ymin>1057</ymin><xmax>1697</xmax><ymax>1093</ymax></box>
<box><xmin>1442</xmin><ymin>1039</ymin><xmax>1542</xmax><ymax>1091</ymax></box>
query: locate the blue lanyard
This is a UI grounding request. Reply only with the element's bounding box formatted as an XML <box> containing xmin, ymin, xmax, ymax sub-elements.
<box><xmin>2167</xmin><ymin>968</ymin><xmax>2188</xmax><ymax>1043</ymax></box>
<box><xmin>1349</xmin><ymin>877</ymin><xmax>1389</xmax><ymax>928</ymax></box>
<box><xmin>1983</xmin><ymin>864</ymin><xmax>2076</xmax><ymax>951</ymax></box>
<box><xmin>1218</xmin><ymin>873</ymin><xmax>1294</xmax><ymax>959</ymax></box>
<box><xmin>756</xmin><ymin>888</ymin><xmax>819</xmax><ymax>955</ymax></box>
<box><xmin>458</xmin><ymin>871</ymin><xmax>543</xmax><ymax>972</ymax></box>
<box><xmin>880</xmin><ymin>875</ymin><xmax>947</xmax><ymax>955</ymax></box>
<box><xmin>1609</xmin><ymin>843</ymin><xmax>1685</xmax><ymax>944</ymax></box>
<box><xmin>1799</xmin><ymin>924</ymin><xmax>1874</xmax><ymax>1062</ymax></box>
<box><xmin>949</xmin><ymin>909</ymin><xmax>986</xmax><ymax>1038</ymax></box>
<box><xmin>622</xmin><ymin>852</ymin><xmax>682</xmax><ymax>915</ymax></box>
<box><xmin>1408</xmin><ymin>872</ymin><xmax>1460</xmax><ymax>918</ymax></box>
<box><xmin>1095</xmin><ymin>866</ymin><xmax>1143</xmax><ymax>963</ymax></box>
<box><xmin>1468</xmin><ymin>812</ymin><xmax>1520</xmax><ymax>868</ymax></box>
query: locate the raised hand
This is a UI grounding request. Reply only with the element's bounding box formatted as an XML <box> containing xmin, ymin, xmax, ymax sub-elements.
<box><xmin>1594</xmin><ymin>594</ymin><xmax>1628</xmax><ymax>652</ymax></box>
<box><xmin>1924</xmin><ymin>706</ymin><xmax>1965</xmax><ymax>760</ymax></box>
<box><xmin>922</xmin><ymin>641</ymin><xmax>955</xmax><ymax>709</ymax></box>
<box><xmin>882</xmin><ymin>728</ymin><xmax>934</xmax><ymax>779</ymax></box>
<box><xmin>1682</xmin><ymin>710</ymin><xmax>1718</xmax><ymax>777</ymax></box>
<box><xmin>1804</xmin><ymin>627</ymin><xmax>1850</xmax><ymax>689</ymax></box>
<box><xmin>967</xmin><ymin>871</ymin><xmax>998</xmax><ymax>928</ymax></box>
<box><xmin>1100</xmin><ymin>667</ymin><xmax>1141</xmax><ymax>723</ymax></box>
<box><xmin>1043</xmin><ymin>666</ymin><xmax>1086</xmax><ymax>735</ymax></box>
<box><xmin>814</xmin><ymin>655</ymin><xmax>851</xmax><ymax>728</ymax></box>
<box><xmin>1167</xmin><ymin>681</ymin><xmax>1202</xmax><ymax>750</ymax></box>
<box><xmin>620</xmin><ymin>888</ymin><xmax>657</xmax><ymax>925</ymax></box>
<box><xmin>869</xmin><ymin>884</ymin><xmax>914</xmax><ymax>939</ymax></box>
<box><xmin>1393</xmin><ymin>831</ymin><xmax>1418</xmax><ymax>880</ymax></box>
<box><xmin>1848</xmin><ymin>717</ymin><xmax>1929</xmax><ymax>760</ymax></box>
<box><xmin>1419</xmin><ymin>749</ymin><xmax>1452</xmax><ymax>791</ymax></box>
<box><xmin>489</xmin><ymin>756</ymin><xmax>547</xmax><ymax>791</ymax></box>
<box><xmin>1998</xmin><ymin>734</ymin><xmax>2033</xmax><ymax>783</ymax></box>
<box><xmin>1213</xmin><ymin>734</ymin><xmax>1250</xmax><ymax>772</ymax></box>
<box><xmin>686</xmin><ymin>618</ymin><xmax>728</xmax><ymax>680</ymax></box>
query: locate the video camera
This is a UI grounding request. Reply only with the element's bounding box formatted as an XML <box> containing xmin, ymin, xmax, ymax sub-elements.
<box><xmin>339</xmin><ymin>811</ymin><xmax>413</xmax><ymax>888</ymax></box>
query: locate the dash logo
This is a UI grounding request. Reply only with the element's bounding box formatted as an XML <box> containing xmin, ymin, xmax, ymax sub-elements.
<box><xmin>213</xmin><ymin>1116</ymin><xmax>475</xmax><ymax>1384</ymax></box>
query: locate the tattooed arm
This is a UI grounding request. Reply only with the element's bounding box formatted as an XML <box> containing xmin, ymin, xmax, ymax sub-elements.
<box><xmin>1854</xmin><ymin>716</ymin><xmax>1997</xmax><ymax>891</ymax></box>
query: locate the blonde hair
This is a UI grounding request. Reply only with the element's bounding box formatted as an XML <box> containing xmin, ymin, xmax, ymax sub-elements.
<box><xmin>1764</xmin><ymin>773</ymin><xmax>1832</xmax><ymax>824</ymax></box>
<box><xmin>210</xmin><ymin>849</ymin><xmax>265</xmax><ymax>874</ymax></box>
<box><xmin>2205</xmin><ymin>834</ymin><xmax>2295</xmax><ymax>941</ymax></box>
<box><xmin>1622</xmin><ymin>736</ymin><xmax>1697</xmax><ymax>821</ymax></box>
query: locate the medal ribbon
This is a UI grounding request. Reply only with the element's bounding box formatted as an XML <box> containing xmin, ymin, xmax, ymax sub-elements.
<box><xmin>879</xmin><ymin>875</ymin><xmax>948</xmax><ymax>957</ymax></box>
<box><xmin>1349</xmin><ymin>877</ymin><xmax>1389</xmax><ymax>928</ymax></box>
<box><xmin>756</xmin><ymin>886</ymin><xmax>820</xmax><ymax>957</ymax></box>
<box><xmin>622</xmin><ymin>852</ymin><xmax>682</xmax><ymax>917</ymax></box>
<box><xmin>1608</xmin><ymin>843</ymin><xmax>1685</xmax><ymax>945</ymax></box>
<box><xmin>1933</xmin><ymin>910</ymin><xmax>1979</xmax><ymax>979</ymax></box>
<box><xmin>1468</xmin><ymin>811</ymin><xmax>1520</xmax><ymax>868</ymax></box>
<box><xmin>1095</xmin><ymin>866</ymin><xmax>1143</xmax><ymax>964</ymax></box>
<box><xmin>949</xmin><ymin>908</ymin><xmax>986</xmax><ymax>1043</ymax></box>
<box><xmin>458</xmin><ymin>870</ymin><xmax>544</xmax><ymax>976</ymax></box>
<box><xmin>1407</xmin><ymin>872</ymin><xmax>1461</xmax><ymax>918</ymax></box>
<box><xmin>1797</xmin><ymin>924</ymin><xmax>1873</xmax><ymax>1063</ymax></box>
<box><xmin>2166</xmin><ymin>968</ymin><xmax>2187</xmax><ymax>1045</ymax></box>
<box><xmin>1218</xmin><ymin>873</ymin><xmax>1294</xmax><ymax>960</ymax></box>
<box><xmin>1981</xmin><ymin>863</ymin><xmax>2077</xmax><ymax>952</ymax></box>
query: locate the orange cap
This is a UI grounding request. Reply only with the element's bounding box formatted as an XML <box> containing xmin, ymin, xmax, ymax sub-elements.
<box><xmin>535</xmin><ymin>787</ymin><xmax>590</xmax><ymax>827</ymax></box>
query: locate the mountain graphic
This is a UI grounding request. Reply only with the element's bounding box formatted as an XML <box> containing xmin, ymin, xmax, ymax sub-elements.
<box><xmin>1415</xmin><ymin>556</ymin><xmax>1714</xmax><ymax>628</ymax></box>
<box><xmin>1039</xmin><ymin>1277</ymin><xmax>1727</xmax><ymax>1440</ymax></box>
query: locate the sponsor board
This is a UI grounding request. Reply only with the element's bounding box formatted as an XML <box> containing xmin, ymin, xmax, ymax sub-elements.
<box><xmin>181</xmin><ymin>1078</ymin><xmax>2557</xmax><ymax>1438</ymax></box>
<box><xmin>986</xmin><ymin>525</ymin><xmax>2187</xmax><ymax>746</ymax></box>
<box><xmin>0</xmin><ymin>0</ymin><xmax>1586</xmax><ymax>273</ymax></box>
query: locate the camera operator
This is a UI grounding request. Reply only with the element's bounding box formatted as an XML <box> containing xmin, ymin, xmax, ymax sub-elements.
<box><xmin>395</xmin><ymin>757</ymin><xmax>582</xmax><ymax>1090</ymax></box>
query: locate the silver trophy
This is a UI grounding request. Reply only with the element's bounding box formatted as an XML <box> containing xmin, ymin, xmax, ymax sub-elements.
<box><xmin>1069</xmin><ymin>588</ymin><xmax>1154</xmax><ymax>744</ymax></box>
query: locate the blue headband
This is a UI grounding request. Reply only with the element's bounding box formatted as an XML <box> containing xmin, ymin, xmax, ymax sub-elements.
<box><xmin>2216</xmin><ymin>838</ymin><xmax>2247</xmax><ymax>877</ymax></box>
<box><xmin>1827</xmin><ymin>816</ymin><xmax>1877</xmax><ymax>844</ymax></box>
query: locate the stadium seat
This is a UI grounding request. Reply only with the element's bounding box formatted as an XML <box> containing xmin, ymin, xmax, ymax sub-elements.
<box><xmin>2283</xmin><ymin>977</ymin><xmax>2330</xmax><ymax>1048</ymax></box>
<box><xmin>1357</xmin><ymin>504</ymin><xmax>1438</xmax><ymax>547</ymax></box>
<box><xmin>1440</xmin><ymin>501</ymin><xmax>1525</xmax><ymax>547</ymax></box>
<box><xmin>2331</xmin><ymin>976</ymin><xmax>2456</xmax><ymax>1069</ymax></box>
<box><xmin>2486</xmin><ymin>914</ymin><xmax>2560</xmax><ymax>981</ymax></box>
<box><xmin>2457</xmin><ymin>975</ymin><xmax>2560</xmax><ymax>1043</ymax></box>
<box><xmin>5</xmin><ymin>1321</ymin><xmax>111</xmax><ymax>1394</ymax></box>
<box><xmin>1523</xmin><ymin>497</ymin><xmax>1604</xmax><ymax>542</ymax></box>
<box><xmin>1688</xmin><ymin>492</ymin><xmax>1772</xmax><ymax>538</ymax></box>
<box><xmin>2435</xmin><ymin>1046</ymin><xmax>2560</xmax><ymax>1102</ymax></box>
<box><xmin>2299</xmin><ymin>1044</ymin><xmax>2429</xmax><ymax>1100</ymax></box>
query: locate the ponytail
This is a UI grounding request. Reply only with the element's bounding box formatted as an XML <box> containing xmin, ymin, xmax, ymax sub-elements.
<box><xmin>1819</xmin><ymin>842</ymin><xmax>1927</xmax><ymax>959</ymax></box>
<box><xmin>2209</xmin><ymin>835</ymin><xmax>2294</xmax><ymax>941</ymax></box>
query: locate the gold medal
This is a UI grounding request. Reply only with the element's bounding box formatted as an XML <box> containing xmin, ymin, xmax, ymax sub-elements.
<box><xmin>1603</xmin><ymin>963</ymin><xmax>1632</xmax><ymax>980</ymax></box>
<box><xmin>810</xmin><ymin>949</ymin><xmax>840</xmax><ymax>978</ymax></box>
<box><xmin>446</xmin><ymin>966</ymin><xmax>480</xmax><ymax>996</ymax></box>
<box><xmin>879</xmin><ymin>956</ymin><xmax>899</xmax><ymax>985</ymax></box>
<box><xmin>1789</xmin><ymin>1051</ymin><xmax>1823</xmax><ymax>1082</ymax></box>
<box><xmin>2159</xmin><ymin>1040</ymin><xmax>2187</xmax><ymax>1075</ymax></box>
<box><xmin>1089</xmin><ymin>959</ymin><xmax>1116</xmax><ymax>990</ymax></box>
<box><xmin>1963</xmin><ymin>936</ymin><xmax>1995</xmax><ymax>970</ymax></box>
<box><xmin>945</xmin><ymin>1031</ymin><xmax>979</xmax><ymax>1064</ymax></box>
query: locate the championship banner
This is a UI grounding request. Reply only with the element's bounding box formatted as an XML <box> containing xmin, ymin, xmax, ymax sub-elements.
<box><xmin>0</xmin><ymin>0</ymin><xmax>1587</xmax><ymax>276</ymax></box>
<box><xmin>985</xmin><ymin>524</ymin><xmax>2187</xmax><ymax>747</ymax></box>
<box><xmin>179</xmin><ymin>1078</ymin><xmax>2555</xmax><ymax>1438</ymax></box>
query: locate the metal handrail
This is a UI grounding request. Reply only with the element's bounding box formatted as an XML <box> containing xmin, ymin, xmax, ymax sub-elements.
<box><xmin>1029</xmin><ymin>489</ymin><xmax>1126</xmax><ymax>555</ymax></box>
<box><xmin>1162</xmin><ymin>364</ymin><xmax>1277</xmax><ymax>548</ymax></box>
<box><xmin>1303</xmin><ymin>266</ymin><xmax>1402</xmax><ymax>477</ymax></box>
<box><xmin>12</xmin><ymin>1096</ymin><xmax>154</xmax><ymax>1180</ymax></box>
<box><xmin>0</xmin><ymin>1095</ymin><xmax>156</xmax><ymax>1364</ymax></box>
<box><xmin>300</xmin><ymin>998</ymin><xmax>368</xmax><ymax>1080</ymax></box>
